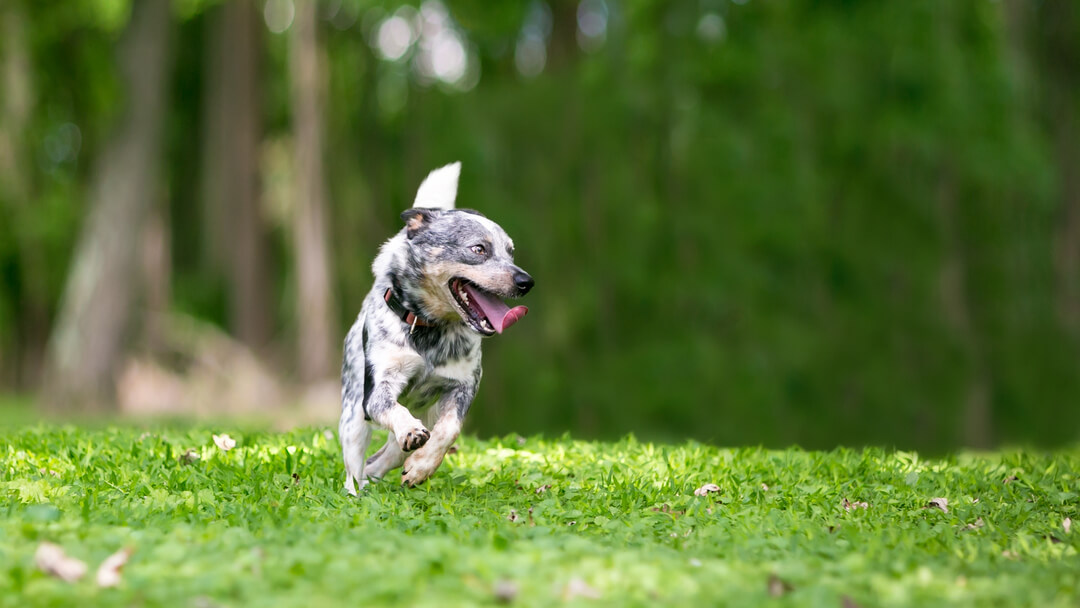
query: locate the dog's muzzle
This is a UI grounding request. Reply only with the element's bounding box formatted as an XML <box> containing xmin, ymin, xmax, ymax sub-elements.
<box><xmin>450</xmin><ymin>278</ymin><xmax>530</xmax><ymax>335</ymax></box>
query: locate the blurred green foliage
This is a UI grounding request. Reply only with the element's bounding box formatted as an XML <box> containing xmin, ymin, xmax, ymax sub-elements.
<box><xmin>1</xmin><ymin>0</ymin><xmax>1078</xmax><ymax>450</ymax></box>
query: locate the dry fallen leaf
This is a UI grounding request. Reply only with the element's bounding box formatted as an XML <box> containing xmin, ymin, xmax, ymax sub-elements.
<box><xmin>212</xmin><ymin>434</ymin><xmax>236</xmax><ymax>451</ymax></box>
<box><xmin>694</xmin><ymin>483</ymin><xmax>721</xmax><ymax>497</ymax></box>
<box><xmin>767</xmin><ymin>574</ymin><xmax>793</xmax><ymax>597</ymax></box>
<box><xmin>962</xmin><ymin>518</ymin><xmax>985</xmax><ymax>532</ymax></box>
<box><xmin>191</xmin><ymin>596</ymin><xmax>221</xmax><ymax>608</ymax></box>
<box><xmin>842</xmin><ymin>498</ymin><xmax>869</xmax><ymax>511</ymax></box>
<box><xmin>1002</xmin><ymin>475</ymin><xmax>1018</xmax><ymax>484</ymax></box>
<box><xmin>650</xmin><ymin>504</ymin><xmax>686</xmax><ymax>517</ymax></box>
<box><xmin>926</xmin><ymin>497</ymin><xmax>949</xmax><ymax>513</ymax></box>
<box><xmin>179</xmin><ymin>448</ymin><xmax>200</xmax><ymax>465</ymax></box>
<box><xmin>1001</xmin><ymin>550</ymin><xmax>1018</xmax><ymax>559</ymax></box>
<box><xmin>35</xmin><ymin>542</ymin><xmax>87</xmax><ymax>583</ymax></box>
<box><xmin>95</xmin><ymin>547</ymin><xmax>134</xmax><ymax>588</ymax></box>
<box><xmin>535</xmin><ymin>484</ymin><xmax>551</xmax><ymax>494</ymax></box>
<box><xmin>842</xmin><ymin>595</ymin><xmax>863</xmax><ymax>608</ymax></box>
<box><xmin>493</xmin><ymin>579</ymin><xmax>518</xmax><ymax>604</ymax></box>
<box><xmin>1064</xmin><ymin>517</ymin><xmax>1072</xmax><ymax>535</ymax></box>
<box><xmin>563</xmin><ymin>577</ymin><xmax>601</xmax><ymax>600</ymax></box>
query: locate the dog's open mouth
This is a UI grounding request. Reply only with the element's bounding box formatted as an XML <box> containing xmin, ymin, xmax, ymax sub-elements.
<box><xmin>449</xmin><ymin>278</ymin><xmax>528</xmax><ymax>335</ymax></box>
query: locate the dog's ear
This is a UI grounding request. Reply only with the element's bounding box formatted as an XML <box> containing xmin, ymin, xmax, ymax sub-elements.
<box><xmin>413</xmin><ymin>162</ymin><xmax>460</xmax><ymax>210</ymax></box>
<box><xmin>400</xmin><ymin>208</ymin><xmax>441</xmax><ymax>239</ymax></box>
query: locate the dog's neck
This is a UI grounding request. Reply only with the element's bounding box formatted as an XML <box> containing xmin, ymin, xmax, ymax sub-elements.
<box><xmin>383</xmin><ymin>267</ymin><xmax>480</xmax><ymax>365</ymax></box>
<box><xmin>384</xmin><ymin>277</ymin><xmax>435</xmax><ymax>328</ymax></box>
<box><xmin>384</xmin><ymin>263</ymin><xmax>456</xmax><ymax>329</ymax></box>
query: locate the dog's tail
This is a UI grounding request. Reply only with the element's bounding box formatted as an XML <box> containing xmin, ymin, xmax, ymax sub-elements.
<box><xmin>413</xmin><ymin>161</ymin><xmax>460</xmax><ymax>210</ymax></box>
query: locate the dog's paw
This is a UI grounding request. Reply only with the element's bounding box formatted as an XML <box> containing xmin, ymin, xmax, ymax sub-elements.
<box><xmin>401</xmin><ymin>450</ymin><xmax>444</xmax><ymax>488</ymax></box>
<box><xmin>398</xmin><ymin>426</ymin><xmax>430</xmax><ymax>452</ymax></box>
<box><xmin>400</xmin><ymin>468</ymin><xmax>426</xmax><ymax>488</ymax></box>
<box><xmin>401</xmin><ymin>462</ymin><xmax>433</xmax><ymax>488</ymax></box>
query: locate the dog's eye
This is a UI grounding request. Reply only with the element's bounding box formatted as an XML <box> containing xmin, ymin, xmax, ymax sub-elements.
<box><xmin>470</xmin><ymin>244</ymin><xmax>486</xmax><ymax>255</ymax></box>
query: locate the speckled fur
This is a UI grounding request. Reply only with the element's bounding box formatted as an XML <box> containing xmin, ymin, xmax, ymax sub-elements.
<box><xmin>339</xmin><ymin>164</ymin><xmax>532</xmax><ymax>493</ymax></box>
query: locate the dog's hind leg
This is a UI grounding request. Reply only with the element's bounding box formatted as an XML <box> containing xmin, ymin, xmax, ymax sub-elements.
<box><xmin>341</xmin><ymin>419</ymin><xmax>373</xmax><ymax>495</ymax></box>
<box><xmin>340</xmin><ymin>317</ymin><xmax>373</xmax><ymax>495</ymax></box>
<box><xmin>364</xmin><ymin>435</ymin><xmax>406</xmax><ymax>480</ymax></box>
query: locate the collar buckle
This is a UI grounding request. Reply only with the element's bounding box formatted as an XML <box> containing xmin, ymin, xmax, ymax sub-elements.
<box><xmin>384</xmin><ymin>288</ymin><xmax>432</xmax><ymax>330</ymax></box>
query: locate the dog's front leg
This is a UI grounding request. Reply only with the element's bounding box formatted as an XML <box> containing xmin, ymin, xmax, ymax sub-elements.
<box><xmin>370</xmin><ymin>400</ymin><xmax>431</xmax><ymax>452</ymax></box>
<box><xmin>401</xmin><ymin>385</ymin><xmax>473</xmax><ymax>487</ymax></box>
<box><xmin>365</xmin><ymin>348</ymin><xmax>431</xmax><ymax>453</ymax></box>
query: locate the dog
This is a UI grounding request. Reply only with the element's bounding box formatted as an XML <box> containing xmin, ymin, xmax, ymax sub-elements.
<box><xmin>339</xmin><ymin>162</ymin><xmax>534</xmax><ymax>493</ymax></box>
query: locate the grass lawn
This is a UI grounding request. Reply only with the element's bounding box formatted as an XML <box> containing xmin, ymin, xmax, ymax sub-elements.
<box><xmin>1</xmin><ymin>424</ymin><xmax>1078</xmax><ymax>607</ymax></box>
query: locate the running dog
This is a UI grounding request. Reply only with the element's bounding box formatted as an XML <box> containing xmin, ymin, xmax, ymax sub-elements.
<box><xmin>339</xmin><ymin>162</ymin><xmax>534</xmax><ymax>493</ymax></box>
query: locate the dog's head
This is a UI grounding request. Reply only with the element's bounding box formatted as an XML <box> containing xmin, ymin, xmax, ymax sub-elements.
<box><xmin>396</xmin><ymin>164</ymin><xmax>533</xmax><ymax>336</ymax></box>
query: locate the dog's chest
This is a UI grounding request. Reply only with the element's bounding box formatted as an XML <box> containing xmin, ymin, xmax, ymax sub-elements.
<box><xmin>399</xmin><ymin>353</ymin><xmax>480</xmax><ymax>411</ymax></box>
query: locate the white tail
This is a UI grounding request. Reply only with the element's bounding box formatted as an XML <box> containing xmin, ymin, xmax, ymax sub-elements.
<box><xmin>413</xmin><ymin>162</ymin><xmax>461</xmax><ymax>210</ymax></box>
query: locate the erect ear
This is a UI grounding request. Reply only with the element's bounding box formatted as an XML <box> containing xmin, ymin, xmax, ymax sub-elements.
<box><xmin>413</xmin><ymin>162</ymin><xmax>460</xmax><ymax>210</ymax></box>
<box><xmin>400</xmin><ymin>208</ymin><xmax>441</xmax><ymax>239</ymax></box>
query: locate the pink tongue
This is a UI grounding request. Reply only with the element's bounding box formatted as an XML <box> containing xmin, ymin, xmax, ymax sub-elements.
<box><xmin>463</xmin><ymin>283</ymin><xmax>528</xmax><ymax>333</ymax></box>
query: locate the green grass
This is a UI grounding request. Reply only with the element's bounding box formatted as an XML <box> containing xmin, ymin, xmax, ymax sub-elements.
<box><xmin>1</xmin><ymin>424</ymin><xmax>1078</xmax><ymax>607</ymax></box>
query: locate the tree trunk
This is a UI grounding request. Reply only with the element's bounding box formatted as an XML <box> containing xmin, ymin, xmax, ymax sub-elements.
<box><xmin>1034</xmin><ymin>1</ymin><xmax>1080</xmax><ymax>344</ymax></box>
<box><xmin>290</xmin><ymin>1</ymin><xmax>338</xmax><ymax>383</ymax></box>
<box><xmin>42</xmin><ymin>0</ymin><xmax>173</xmax><ymax>410</ymax></box>
<box><xmin>1007</xmin><ymin>0</ymin><xmax>1080</xmax><ymax>345</ymax></box>
<box><xmin>937</xmin><ymin>171</ymin><xmax>993</xmax><ymax>449</ymax></box>
<box><xmin>0</xmin><ymin>2</ymin><xmax>32</xmax><ymax>202</ymax></box>
<box><xmin>0</xmin><ymin>1</ymin><xmax>44</xmax><ymax>388</ymax></box>
<box><xmin>140</xmin><ymin>202</ymin><xmax>171</xmax><ymax>352</ymax></box>
<box><xmin>202</xmin><ymin>0</ymin><xmax>272</xmax><ymax>349</ymax></box>
<box><xmin>198</xmin><ymin>5</ymin><xmax>227</xmax><ymax>274</ymax></box>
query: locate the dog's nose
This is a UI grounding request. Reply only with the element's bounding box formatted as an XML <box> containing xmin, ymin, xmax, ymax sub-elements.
<box><xmin>513</xmin><ymin>271</ymin><xmax>534</xmax><ymax>295</ymax></box>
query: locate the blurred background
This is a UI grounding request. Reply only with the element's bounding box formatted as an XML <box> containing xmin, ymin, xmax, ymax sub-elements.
<box><xmin>0</xmin><ymin>0</ymin><xmax>1078</xmax><ymax>451</ymax></box>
